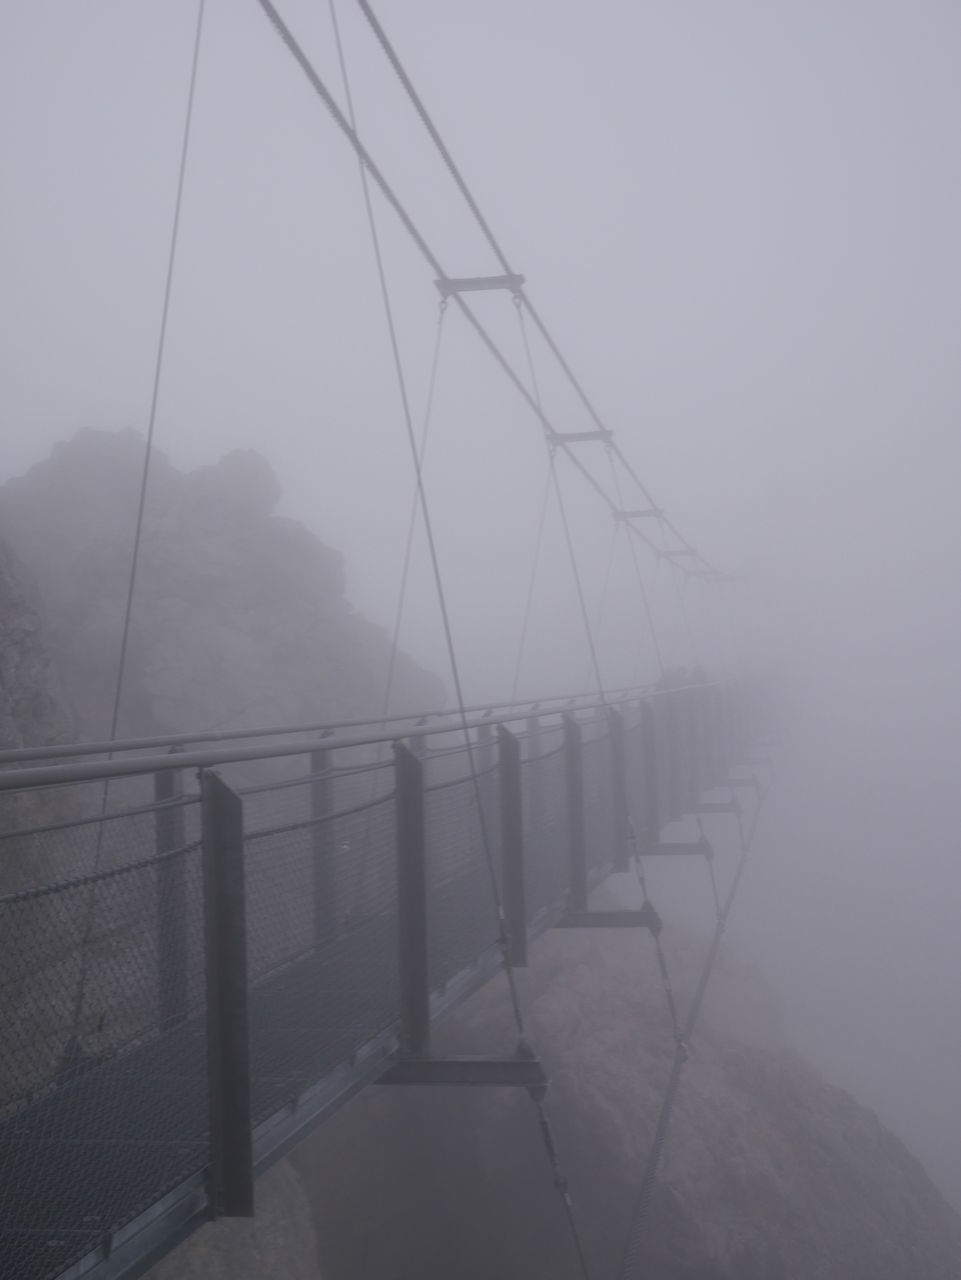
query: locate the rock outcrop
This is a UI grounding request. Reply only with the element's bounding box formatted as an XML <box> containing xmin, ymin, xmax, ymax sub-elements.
<box><xmin>286</xmin><ymin>919</ymin><xmax>961</xmax><ymax>1280</ymax></box>
<box><xmin>0</xmin><ymin>429</ymin><xmax>443</xmax><ymax>741</ymax></box>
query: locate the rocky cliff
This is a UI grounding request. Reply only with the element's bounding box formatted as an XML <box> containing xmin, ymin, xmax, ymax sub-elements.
<box><xmin>146</xmin><ymin>917</ymin><xmax>961</xmax><ymax>1280</ymax></box>
<box><xmin>0</xmin><ymin>429</ymin><xmax>443</xmax><ymax>741</ymax></box>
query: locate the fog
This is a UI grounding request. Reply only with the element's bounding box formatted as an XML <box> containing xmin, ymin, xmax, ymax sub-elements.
<box><xmin>3</xmin><ymin>0</ymin><xmax>960</xmax><ymax>1220</ymax></box>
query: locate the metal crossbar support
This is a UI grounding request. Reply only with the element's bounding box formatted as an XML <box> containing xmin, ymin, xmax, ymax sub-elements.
<box><xmin>558</xmin><ymin>903</ymin><xmax>662</xmax><ymax>934</ymax></box>
<box><xmin>378</xmin><ymin>1054</ymin><xmax>547</xmax><ymax>1088</ymax></box>
<box><xmin>310</xmin><ymin>748</ymin><xmax>336</xmax><ymax>944</ymax></box>
<box><xmin>498</xmin><ymin>725</ymin><xmax>527</xmax><ymax>966</ymax></box>
<box><xmin>434</xmin><ymin>272</ymin><xmax>525</xmax><ymax>296</ymax></box>
<box><xmin>394</xmin><ymin>742</ymin><xmax>430</xmax><ymax>1056</ymax></box>
<box><xmin>548</xmin><ymin>428</ymin><xmax>613</xmax><ymax>444</ymax></box>
<box><xmin>614</xmin><ymin>507</ymin><xmax>663</xmax><ymax>520</ymax></box>
<box><xmin>563</xmin><ymin>714</ymin><xmax>587</xmax><ymax>913</ymax></box>
<box><xmin>696</xmin><ymin>799</ymin><xmax>741</xmax><ymax>816</ymax></box>
<box><xmin>640</xmin><ymin>699</ymin><xmax>659</xmax><ymax>852</ymax></box>
<box><xmin>663</xmin><ymin>694</ymin><xmax>683</xmax><ymax>822</ymax></box>
<box><xmin>155</xmin><ymin>746</ymin><xmax>187</xmax><ymax>1029</ymax></box>
<box><xmin>200</xmin><ymin>770</ymin><xmax>254</xmax><ymax>1218</ymax></box>
<box><xmin>608</xmin><ymin>707</ymin><xmax>630</xmax><ymax>871</ymax></box>
<box><xmin>648</xmin><ymin>838</ymin><xmax>713</xmax><ymax>858</ymax></box>
<box><xmin>685</xmin><ymin>689</ymin><xmax>700</xmax><ymax>808</ymax></box>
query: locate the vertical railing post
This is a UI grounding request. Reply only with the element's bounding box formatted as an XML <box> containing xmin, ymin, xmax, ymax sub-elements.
<box><xmin>640</xmin><ymin>699</ymin><xmax>659</xmax><ymax>853</ymax></box>
<box><xmin>394</xmin><ymin>742</ymin><xmax>430</xmax><ymax>1056</ymax></box>
<box><xmin>478</xmin><ymin>718</ymin><xmax>496</xmax><ymax>829</ymax></box>
<box><xmin>156</xmin><ymin>746</ymin><xmax>186</xmax><ymax>1029</ymax></box>
<box><xmin>563</xmin><ymin>714</ymin><xmax>587</xmax><ymax>914</ymax></box>
<box><xmin>686</xmin><ymin>686</ymin><xmax>701</xmax><ymax>806</ymax></box>
<box><xmin>201</xmin><ymin>769</ymin><xmax>253</xmax><ymax>1218</ymax></box>
<box><xmin>310</xmin><ymin>748</ymin><xmax>336</xmax><ymax>945</ymax></box>
<box><xmin>498</xmin><ymin>725</ymin><xmax>527</xmax><ymax>966</ymax></box>
<box><xmin>607</xmin><ymin>707</ymin><xmax>629</xmax><ymax>871</ymax></box>
<box><xmin>663</xmin><ymin>692</ymin><xmax>683</xmax><ymax>822</ymax></box>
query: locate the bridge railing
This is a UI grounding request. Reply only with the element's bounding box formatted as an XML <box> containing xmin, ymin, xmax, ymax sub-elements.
<box><xmin>0</xmin><ymin>681</ymin><xmax>746</xmax><ymax>1280</ymax></box>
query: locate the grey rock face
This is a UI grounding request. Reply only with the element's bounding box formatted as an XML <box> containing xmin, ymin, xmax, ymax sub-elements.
<box><xmin>286</xmin><ymin>926</ymin><xmax>961</xmax><ymax>1280</ymax></box>
<box><xmin>0</xmin><ymin>538</ymin><xmax>72</xmax><ymax>755</ymax></box>
<box><xmin>0</xmin><ymin>429</ymin><xmax>444</xmax><ymax>742</ymax></box>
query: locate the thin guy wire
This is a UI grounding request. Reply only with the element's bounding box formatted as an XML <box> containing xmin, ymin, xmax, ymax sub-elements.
<box><xmin>509</xmin><ymin>464</ymin><xmax>553</xmax><ymax>702</ymax></box>
<box><xmin>608</xmin><ymin>450</ymin><xmax>664</xmax><ymax>676</ymax></box>
<box><xmin>63</xmin><ymin>0</ymin><xmax>206</xmax><ymax>1066</ymax></box>
<box><xmin>508</xmin><ymin>294</ymin><xmax>553</xmax><ymax>701</ymax></box>
<box><xmin>515</xmin><ymin>301</ymin><xmax>607</xmax><ymax>701</ymax></box>
<box><xmin>627</xmin><ymin>818</ymin><xmax>680</xmax><ymax>1041</ymax></box>
<box><xmin>319</xmin><ymin>0</ymin><xmax>526</xmax><ymax>1039</ymax></box>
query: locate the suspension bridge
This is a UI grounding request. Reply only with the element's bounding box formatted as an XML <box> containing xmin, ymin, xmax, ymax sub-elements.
<box><xmin>1</xmin><ymin>3</ymin><xmax>775</xmax><ymax>1279</ymax></box>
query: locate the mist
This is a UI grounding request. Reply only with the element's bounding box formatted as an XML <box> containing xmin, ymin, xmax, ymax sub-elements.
<box><xmin>3</xmin><ymin>0</ymin><xmax>960</xmax><ymax>1244</ymax></box>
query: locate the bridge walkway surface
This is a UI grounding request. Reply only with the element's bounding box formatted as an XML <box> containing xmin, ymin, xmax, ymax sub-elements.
<box><xmin>0</xmin><ymin>683</ymin><xmax>747</xmax><ymax>1280</ymax></box>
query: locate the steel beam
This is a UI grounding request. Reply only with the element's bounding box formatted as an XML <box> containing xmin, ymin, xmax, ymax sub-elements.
<box><xmin>498</xmin><ymin>724</ymin><xmax>527</xmax><ymax>966</ymax></box>
<box><xmin>608</xmin><ymin>707</ymin><xmax>629</xmax><ymax>871</ymax></box>
<box><xmin>378</xmin><ymin>1055</ymin><xmax>547</xmax><ymax>1089</ymax></box>
<box><xmin>557</xmin><ymin>904</ymin><xmax>662</xmax><ymax>934</ymax></box>
<box><xmin>201</xmin><ymin>770</ymin><xmax>254</xmax><ymax>1218</ymax></box>
<box><xmin>435</xmin><ymin>272</ymin><xmax>525</xmax><ymax>296</ymax></box>
<box><xmin>394</xmin><ymin>742</ymin><xmax>430</xmax><ymax>1056</ymax></box>
<box><xmin>563</xmin><ymin>714</ymin><xmax>587</xmax><ymax>913</ymax></box>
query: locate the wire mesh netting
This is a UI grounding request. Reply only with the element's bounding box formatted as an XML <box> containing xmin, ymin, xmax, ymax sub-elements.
<box><xmin>424</xmin><ymin>761</ymin><xmax>501</xmax><ymax>994</ymax></box>
<box><xmin>242</xmin><ymin>792</ymin><xmax>398</xmax><ymax>1126</ymax></box>
<box><xmin>0</xmin><ymin>828</ymin><xmax>207</xmax><ymax>1280</ymax></box>
<box><xmin>522</xmin><ymin>734</ymin><xmax>569</xmax><ymax>922</ymax></box>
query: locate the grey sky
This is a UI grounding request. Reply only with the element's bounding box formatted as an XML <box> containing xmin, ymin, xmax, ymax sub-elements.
<box><xmin>3</xmin><ymin>0</ymin><xmax>961</xmax><ymax>1208</ymax></box>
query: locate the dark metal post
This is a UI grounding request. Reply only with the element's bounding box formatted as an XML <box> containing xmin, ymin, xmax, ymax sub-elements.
<box><xmin>394</xmin><ymin>742</ymin><xmax>430</xmax><ymax>1056</ymax></box>
<box><xmin>664</xmin><ymin>693</ymin><xmax>683</xmax><ymax>822</ymax></box>
<box><xmin>640</xmin><ymin>699</ymin><xmax>659</xmax><ymax>853</ymax></box>
<box><xmin>156</xmin><ymin>746</ymin><xmax>186</xmax><ymax>1029</ymax></box>
<box><xmin>310</xmin><ymin>748</ymin><xmax>336</xmax><ymax>945</ymax></box>
<box><xmin>563</xmin><ymin>715</ymin><xmax>587</xmax><ymax>913</ymax></box>
<box><xmin>686</xmin><ymin>687</ymin><xmax>700</xmax><ymax>806</ymax></box>
<box><xmin>608</xmin><ymin>707</ymin><xmax>629</xmax><ymax>871</ymax></box>
<box><xmin>498</xmin><ymin>725</ymin><xmax>527</xmax><ymax>966</ymax></box>
<box><xmin>201</xmin><ymin>770</ymin><xmax>253</xmax><ymax>1218</ymax></box>
<box><xmin>477</xmin><ymin>719</ymin><xmax>496</xmax><ymax>830</ymax></box>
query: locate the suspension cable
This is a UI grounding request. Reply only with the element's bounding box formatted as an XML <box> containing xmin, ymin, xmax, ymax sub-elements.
<box><xmin>509</xmin><ymin>463</ymin><xmax>552</xmax><ymax>702</ymax></box>
<box><xmin>329</xmin><ymin>0</ymin><xmax>452</xmax><ymax>919</ymax></box>
<box><xmin>316</xmin><ymin>0</ymin><xmax>527</xmax><ymax>1044</ymax></box>
<box><xmin>607</xmin><ymin>451</ymin><xmax>664</xmax><ymax>677</ymax></box>
<box><xmin>354</xmin><ymin>0</ymin><xmax>717</xmax><ymax>580</ymax></box>
<box><xmin>62</xmin><ymin>0</ymin><xmax>206</xmax><ymax>1069</ymax></box>
<box><xmin>254</xmin><ymin>0</ymin><xmax>696</xmax><ymax>580</ymax></box>
<box><xmin>514</xmin><ymin>299</ymin><xmax>607</xmax><ymax>700</ymax></box>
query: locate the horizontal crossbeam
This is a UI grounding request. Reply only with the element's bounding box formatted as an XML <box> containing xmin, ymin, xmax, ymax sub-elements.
<box><xmin>548</xmin><ymin>428</ymin><xmax>613</xmax><ymax>444</ymax></box>
<box><xmin>378</xmin><ymin>1055</ymin><xmax>547</xmax><ymax>1088</ymax></box>
<box><xmin>615</xmin><ymin>507</ymin><xmax>664</xmax><ymax>520</ymax></box>
<box><xmin>695</xmin><ymin>798</ymin><xmax>742</xmax><ymax>816</ymax></box>
<box><xmin>648</xmin><ymin>839</ymin><xmax>713</xmax><ymax>858</ymax></box>
<box><xmin>435</xmin><ymin>273</ymin><xmax>525</xmax><ymax>297</ymax></box>
<box><xmin>557</xmin><ymin>904</ymin><xmax>662</xmax><ymax>934</ymax></box>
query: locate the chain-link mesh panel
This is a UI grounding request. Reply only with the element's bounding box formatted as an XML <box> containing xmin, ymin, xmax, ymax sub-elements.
<box><xmin>242</xmin><ymin>793</ymin><xmax>398</xmax><ymax>1127</ymax></box>
<box><xmin>522</xmin><ymin>740</ymin><xmax>569</xmax><ymax>921</ymax></box>
<box><xmin>0</xmin><ymin>838</ymin><xmax>207</xmax><ymax>1280</ymax></box>
<box><xmin>424</xmin><ymin>766</ymin><xmax>501</xmax><ymax>994</ymax></box>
